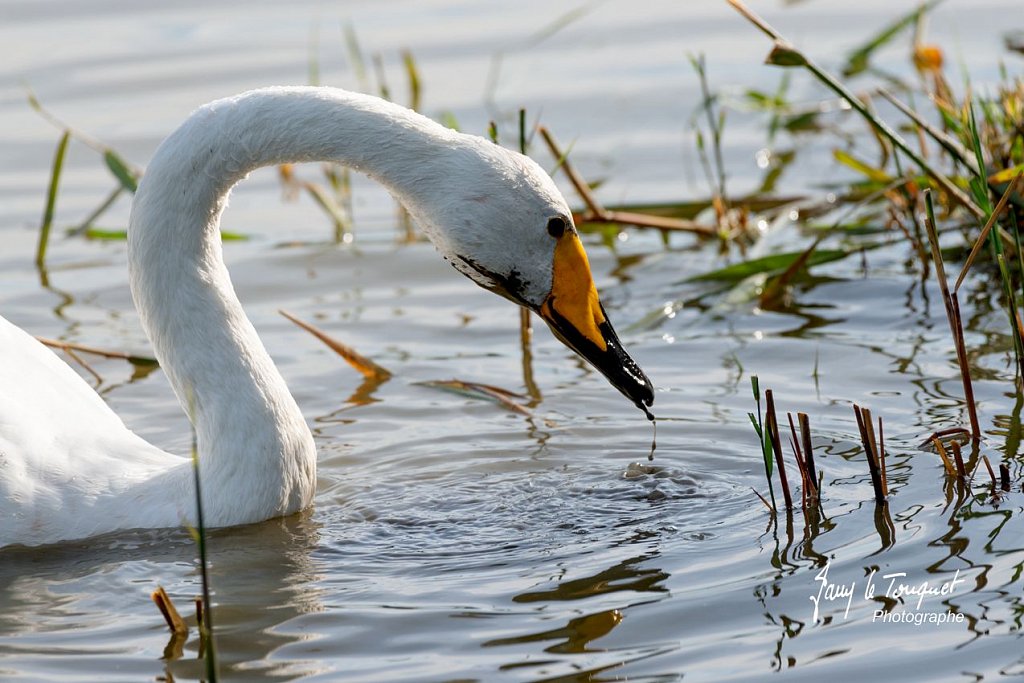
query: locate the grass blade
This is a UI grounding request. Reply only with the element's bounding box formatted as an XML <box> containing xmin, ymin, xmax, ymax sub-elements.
<box><xmin>842</xmin><ymin>0</ymin><xmax>945</xmax><ymax>77</ymax></box>
<box><xmin>833</xmin><ymin>149</ymin><xmax>893</xmax><ymax>183</ymax></box>
<box><xmin>685</xmin><ymin>247</ymin><xmax>855</xmax><ymax>283</ymax></box>
<box><xmin>342</xmin><ymin>21</ymin><xmax>370</xmax><ymax>92</ymax></box>
<box><xmin>955</xmin><ymin>171</ymin><xmax>1023</xmax><ymax>292</ymax></box>
<box><xmin>280</xmin><ymin>309</ymin><xmax>391</xmax><ymax>380</ymax></box>
<box><xmin>103</xmin><ymin>149</ymin><xmax>138</xmax><ymax>193</ymax></box>
<box><xmin>36</xmin><ymin>130</ymin><xmax>71</xmax><ymax>269</ymax></box>
<box><xmin>725</xmin><ymin>0</ymin><xmax>985</xmax><ymax>220</ymax></box>
<box><xmin>416</xmin><ymin>379</ymin><xmax>531</xmax><ymax>416</ymax></box>
<box><xmin>923</xmin><ymin>190</ymin><xmax>982</xmax><ymax>437</ymax></box>
<box><xmin>877</xmin><ymin>89</ymin><xmax>978</xmax><ymax>174</ymax></box>
<box><xmin>402</xmin><ymin>49</ymin><xmax>421</xmax><ymax>112</ymax></box>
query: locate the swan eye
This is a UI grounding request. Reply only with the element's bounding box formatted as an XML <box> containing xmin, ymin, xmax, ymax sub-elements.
<box><xmin>546</xmin><ymin>216</ymin><xmax>567</xmax><ymax>238</ymax></box>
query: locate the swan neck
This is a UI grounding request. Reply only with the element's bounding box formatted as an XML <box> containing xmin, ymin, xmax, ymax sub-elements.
<box><xmin>126</xmin><ymin>87</ymin><xmax>446</xmax><ymax>520</ymax></box>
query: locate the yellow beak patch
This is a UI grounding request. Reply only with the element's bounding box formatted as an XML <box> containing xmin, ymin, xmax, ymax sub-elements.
<box><xmin>539</xmin><ymin>233</ymin><xmax>607</xmax><ymax>352</ymax></box>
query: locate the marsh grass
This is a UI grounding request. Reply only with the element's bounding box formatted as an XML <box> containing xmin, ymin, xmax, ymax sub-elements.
<box><xmin>747</xmin><ymin>384</ymin><xmax>838</xmax><ymax>526</ymax></box>
<box><xmin>30</xmin><ymin>23</ymin><xmax>434</xmax><ymax>248</ymax></box>
<box><xmin>719</xmin><ymin>0</ymin><xmax>1024</xmax><ymax>321</ymax></box>
<box><xmin>764</xmin><ymin>389</ymin><xmax>793</xmax><ymax>510</ymax></box>
<box><xmin>538</xmin><ymin>126</ymin><xmax>716</xmax><ymax>238</ymax></box>
<box><xmin>727</xmin><ymin>0</ymin><xmax>986</xmax><ymax>219</ymax></box>
<box><xmin>747</xmin><ymin>376</ymin><xmax>777</xmax><ymax>511</ymax></box>
<box><xmin>922</xmin><ymin>189</ymin><xmax>982</xmax><ymax>437</ymax></box>
<box><xmin>189</xmin><ymin>423</ymin><xmax>218</xmax><ymax>682</ymax></box>
<box><xmin>35</xmin><ymin>131</ymin><xmax>69</xmax><ymax>270</ymax></box>
<box><xmin>721</xmin><ymin>0</ymin><xmax>1024</xmax><ymax>498</ymax></box>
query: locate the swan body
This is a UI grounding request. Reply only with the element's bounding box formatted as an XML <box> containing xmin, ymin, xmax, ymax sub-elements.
<box><xmin>0</xmin><ymin>87</ymin><xmax>653</xmax><ymax>548</ymax></box>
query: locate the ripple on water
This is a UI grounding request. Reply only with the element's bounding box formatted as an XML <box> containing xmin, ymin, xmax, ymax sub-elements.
<box><xmin>310</xmin><ymin>452</ymin><xmax>755</xmax><ymax>603</ymax></box>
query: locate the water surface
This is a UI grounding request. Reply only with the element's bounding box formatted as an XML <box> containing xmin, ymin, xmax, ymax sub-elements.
<box><xmin>1</xmin><ymin>1</ymin><xmax>1023</xmax><ymax>681</ymax></box>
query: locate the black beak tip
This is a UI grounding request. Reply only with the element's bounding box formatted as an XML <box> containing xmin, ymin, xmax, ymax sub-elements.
<box><xmin>540</xmin><ymin>304</ymin><xmax>655</xmax><ymax>418</ymax></box>
<box><xmin>618</xmin><ymin>359</ymin><xmax>655</xmax><ymax>417</ymax></box>
<box><xmin>592</xmin><ymin>320</ymin><xmax>654</xmax><ymax>415</ymax></box>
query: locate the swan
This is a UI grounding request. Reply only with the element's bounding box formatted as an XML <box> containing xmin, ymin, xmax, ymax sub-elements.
<box><xmin>0</xmin><ymin>86</ymin><xmax>654</xmax><ymax>548</ymax></box>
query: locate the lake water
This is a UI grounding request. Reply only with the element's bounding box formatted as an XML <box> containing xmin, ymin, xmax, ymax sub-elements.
<box><xmin>1</xmin><ymin>1</ymin><xmax>1023</xmax><ymax>681</ymax></box>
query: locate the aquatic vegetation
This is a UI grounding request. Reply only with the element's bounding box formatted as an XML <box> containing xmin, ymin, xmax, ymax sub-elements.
<box><xmin>9</xmin><ymin>4</ymin><xmax>1024</xmax><ymax>681</ymax></box>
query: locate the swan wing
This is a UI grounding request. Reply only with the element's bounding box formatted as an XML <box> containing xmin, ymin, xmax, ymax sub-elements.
<box><xmin>0</xmin><ymin>315</ymin><xmax>188</xmax><ymax>546</ymax></box>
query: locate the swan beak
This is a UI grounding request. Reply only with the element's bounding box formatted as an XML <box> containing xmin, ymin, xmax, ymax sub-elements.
<box><xmin>538</xmin><ymin>233</ymin><xmax>655</xmax><ymax>412</ymax></box>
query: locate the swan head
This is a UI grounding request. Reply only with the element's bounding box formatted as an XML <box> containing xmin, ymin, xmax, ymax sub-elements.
<box><xmin>408</xmin><ymin>140</ymin><xmax>655</xmax><ymax>413</ymax></box>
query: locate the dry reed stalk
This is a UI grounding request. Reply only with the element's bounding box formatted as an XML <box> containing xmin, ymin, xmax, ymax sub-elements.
<box><xmin>981</xmin><ymin>455</ymin><xmax>998</xmax><ymax>487</ymax></box>
<box><xmin>918</xmin><ymin>427</ymin><xmax>971</xmax><ymax>449</ymax></box>
<box><xmin>854</xmin><ymin>405</ymin><xmax>886</xmax><ymax>502</ymax></box>
<box><xmin>922</xmin><ymin>191</ymin><xmax>981</xmax><ymax>438</ymax></box>
<box><xmin>36</xmin><ymin>336</ymin><xmax>154</xmax><ymax>363</ymax></box>
<box><xmin>877</xmin><ymin>88</ymin><xmax>979</xmax><ymax>174</ymax></box>
<box><xmin>862</xmin><ymin>409</ymin><xmax>889</xmax><ymax>497</ymax></box>
<box><xmin>751</xmin><ymin>487</ymin><xmax>773</xmax><ymax>511</ymax></box>
<box><xmin>787</xmin><ymin>412</ymin><xmax>818</xmax><ymax>500</ymax></box>
<box><xmin>280</xmin><ymin>309</ymin><xmax>391</xmax><ymax>380</ymax></box>
<box><xmin>573</xmin><ymin>208</ymin><xmax>715</xmax><ymax>235</ymax></box>
<box><xmin>538</xmin><ymin>126</ymin><xmax>716</xmax><ymax>236</ymax></box>
<box><xmin>948</xmin><ymin>294</ymin><xmax>981</xmax><ymax>437</ymax></box>
<box><xmin>765</xmin><ymin>390</ymin><xmax>793</xmax><ymax>509</ymax></box>
<box><xmin>954</xmin><ymin>171</ymin><xmax>1024</xmax><ymax>292</ymax></box>
<box><xmin>798</xmin><ymin>412</ymin><xmax>818</xmax><ymax>491</ymax></box>
<box><xmin>932</xmin><ymin>437</ymin><xmax>958</xmax><ymax>477</ymax></box>
<box><xmin>152</xmin><ymin>586</ymin><xmax>188</xmax><ymax>635</ymax></box>
<box><xmin>877</xmin><ymin>416</ymin><xmax>888</xmax><ymax>496</ymax></box>
<box><xmin>416</xmin><ymin>379</ymin><xmax>532</xmax><ymax>416</ymax></box>
<box><xmin>787</xmin><ymin>432</ymin><xmax>809</xmax><ymax>515</ymax></box>
<box><xmin>60</xmin><ymin>346</ymin><xmax>102</xmax><ymax>384</ymax></box>
<box><xmin>951</xmin><ymin>441</ymin><xmax>967</xmax><ymax>479</ymax></box>
<box><xmin>999</xmin><ymin>463</ymin><xmax>1011</xmax><ymax>491</ymax></box>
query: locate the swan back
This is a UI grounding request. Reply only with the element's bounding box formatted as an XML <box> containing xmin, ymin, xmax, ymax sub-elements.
<box><xmin>0</xmin><ymin>316</ymin><xmax>185</xmax><ymax>545</ymax></box>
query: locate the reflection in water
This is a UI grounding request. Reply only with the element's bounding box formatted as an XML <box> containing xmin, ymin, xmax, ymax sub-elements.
<box><xmin>485</xmin><ymin>609</ymin><xmax>623</xmax><ymax>654</ymax></box>
<box><xmin>485</xmin><ymin>552</ymin><xmax>675</xmax><ymax>681</ymax></box>
<box><xmin>750</xmin><ymin>424</ymin><xmax>1024</xmax><ymax>677</ymax></box>
<box><xmin>513</xmin><ymin>553</ymin><xmax>669</xmax><ymax>605</ymax></box>
<box><xmin>0</xmin><ymin>513</ymin><xmax>325</xmax><ymax>682</ymax></box>
<box><xmin>520</xmin><ymin>309</ymin><xmax>543</xmax><ymax>405</ymax></box>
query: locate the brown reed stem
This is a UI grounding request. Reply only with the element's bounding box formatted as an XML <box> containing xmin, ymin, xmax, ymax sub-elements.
<box><xmin>951</xmin><ymin>441</ymin><xmax>967</xmax><ymax>479</ymax></box>
<box><xmin>877</xmin><ymin>416</ymin><xmax>888</xmax><ymax>496</ymax></box>
<box><xmin>539</xmin><ymin>126</ymin><xmax>715</xmax><ymax>236</ymax></box>
<box><xmin>787</xmin><ymin>431</ymin><xmax>809</xmax><ymax>517</ymax></box>
<box><xmin>862</xmin><ymin>408</ymin><xmax>889</xmax><ymax>497</ymax></box>
<box><xmin>538</xmin><ymin>126</ymin><xmax>605</xmax><ymax>218</ymax></box>
<box><xmin>765</xmin><ymin>390</ymin><xmax>793</xmax><ymax>509</ymax></box>
<box><xmin>855</xmin><ymin>405</ymin><xmax>886</xmax><ymax>503</ymax></box>
<box><xmin>932</xmin><ymin>437</ymin><xmax>958</xmax><ymax>477</ymax></box>
<box><xmin>999</xmin><ymin>463</ymin><xmax>1011</xmax><ymax>491</ymax></box>
<box><xmin>876</xmin><ymin>88</ymin><xmax>979</xmax><ymax>175</ymax></box>
<box><xmin>981</xmin><ymin>455</ymin><xmax>998</xmax><ymax>487</ymax></box>
<box><xmin>918</xmin><ymin>427</ymin><xmax>971</xmax><ymax>449</ymax></box>
<box><xmin>788</xmin><ymin>412</ymin><xmax>818</xmax><ymax>499</ymax></box>
<box><xmin>36</xmin><ymin>336</ymin><xmax>155</xmax><ymax>364</ymax></box>
<box><xmin>751</xmin><ymin>487</ymin><xmax>773</xmax><ymax>512</ymax></box>
<box><xmin>949</xmin><ymin>293</ymin><xmax>981</xmax><ymax>437</ymax></box>
<box><xmin>152</xmin><ymin>586</ymin><xmax>188</xmax><ymax>635</ymax></box>
<box><xmin>798</xmin><ymin>412</ymin><xmax>818</xmax><ymax>492</ymax></box>
<box><xmin>922</xmin><ymin>191</ymin><xmax>981</xmax><ymax>438</ymax></box>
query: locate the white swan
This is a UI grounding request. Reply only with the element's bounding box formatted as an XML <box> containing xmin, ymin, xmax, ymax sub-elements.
<box><xmin>0</xmin><ymin>87</ymin><xmax>654</xmax><ymax>548</ymax></box>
